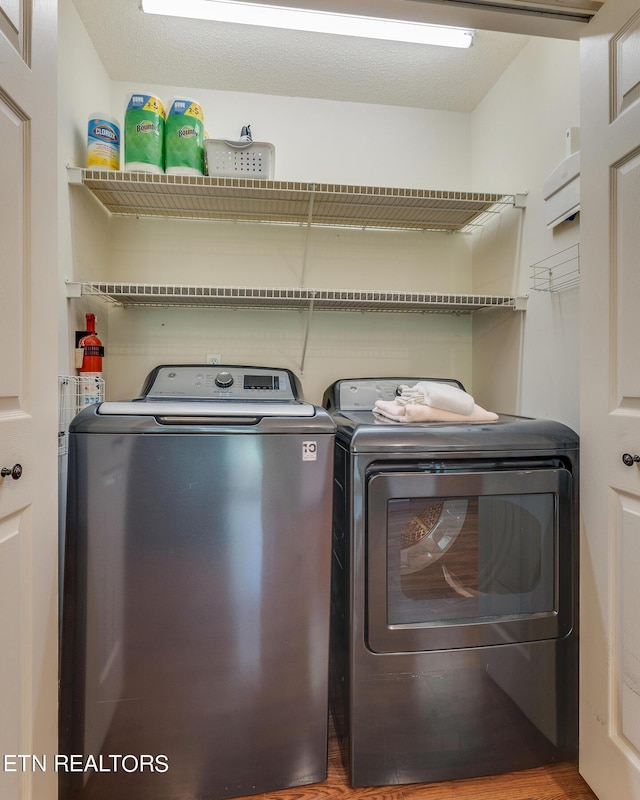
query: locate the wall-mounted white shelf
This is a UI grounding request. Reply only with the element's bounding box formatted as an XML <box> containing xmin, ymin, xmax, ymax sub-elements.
<box><xmin>67</xmin><ymin>167</ymin><xmax>525</xmax><ymax>232</ymax></box>
<box><xmin>67</xmin><ymin>170</ymin><xmax>527</xmax><ymax>374</ymax></box>
<box><xmin>66</xmin><ymin>281</ymin><xmax>527</xmax><ymax>314</ymax></box>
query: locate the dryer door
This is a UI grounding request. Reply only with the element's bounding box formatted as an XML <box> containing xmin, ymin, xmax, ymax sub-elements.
<box><xmin>366</xmin><ymin>462</ymin><xmax>575</xmax><ymax>653</ymax></box>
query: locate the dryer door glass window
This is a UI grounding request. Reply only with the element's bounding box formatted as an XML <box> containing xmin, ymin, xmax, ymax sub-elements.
<box><xmin>389</xmin><ymin>493</ymin><xmax>553</xmax><ymax>624</ymax></box>
<box><xmin>366</xmin><ymin>466</ymin><xmax>574</xmax><ymax>653</ymax></box>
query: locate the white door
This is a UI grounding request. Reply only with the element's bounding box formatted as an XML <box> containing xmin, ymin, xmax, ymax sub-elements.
<box><xmin>0</xmin><ymin>0</ymin><xmax>59</xmax><ymax>798</ymax></box>
<box><xmin>580</xmin><ymin>0</ymin><xmax>640</xmax><ymax>797</ymax></box>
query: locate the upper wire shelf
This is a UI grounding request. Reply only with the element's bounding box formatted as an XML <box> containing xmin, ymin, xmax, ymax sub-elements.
<box><xmin>68</xmin><ymin>168</ymin><xmax>524</xmax><ymax>233</ymax></box>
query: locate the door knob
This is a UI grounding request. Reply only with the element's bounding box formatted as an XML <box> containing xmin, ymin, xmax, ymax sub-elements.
<box><xmin>1</xmin><ymin>464</ymin><xmax>22</xmax><ymax>480</ymax></box>
<box><xmin>622</xmin><ymin>453</ymin><xmax>640</xmax><ymax>467</ymax></box>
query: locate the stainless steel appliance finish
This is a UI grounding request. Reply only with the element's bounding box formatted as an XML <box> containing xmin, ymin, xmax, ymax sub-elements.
<box><xmin>60</xmin><ymin>365</ymin><xmax>335</xmax><ymax>800</ymax></box>
<box><xmin>323</xmin><ymin>377</ymin><xmax>579</xmax><ymax>787</ymax></box>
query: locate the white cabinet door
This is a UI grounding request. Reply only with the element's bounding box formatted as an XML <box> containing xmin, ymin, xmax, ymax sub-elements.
<box><xmin>0</xmin><ymin>1</ymin><xmax>58</xmax><ymax>798</ymax></box>
<box><xmin>580</xmin><ymin>0</ymin><xmax>640</xmax><ymax>797</ymax></box>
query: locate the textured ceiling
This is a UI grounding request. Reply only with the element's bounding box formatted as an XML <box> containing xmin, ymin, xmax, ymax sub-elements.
<box><xmin>72</xmin><ymin>0</ymin><xmax>535</xmax><ymax>112</ymax></box>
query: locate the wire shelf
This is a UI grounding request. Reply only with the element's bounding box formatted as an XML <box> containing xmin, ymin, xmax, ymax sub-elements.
<box><xmin>68</xmin><ymin>281</ymin><xmax>521</xmax><ymax>314</ymax></box>
<box><xmin>68</xmin><ymin>168</ymin><xmax>519</xmax><ymax>233</ymax></box>
<box><xmin>58</xmin><ymin>375</ymin><xmax>105</xmax><ymax>455</ymax></box>
<box><xmin>531</xmin><ymin>244</ymin><xmax>580</xmax><ymax>292</ymax></box>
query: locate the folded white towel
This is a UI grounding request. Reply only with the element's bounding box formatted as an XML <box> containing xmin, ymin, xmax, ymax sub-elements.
<box><xmin>373</xmin><ymin>398</ymin><xmax>498</xmax><ymax>424</ymax></box>
<box><xmin>396</xmin><ymin>381</ymin><xmax>475</xmax><ymax>416</ymax></box>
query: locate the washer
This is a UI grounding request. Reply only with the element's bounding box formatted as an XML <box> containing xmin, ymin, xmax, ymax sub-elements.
<box><xmin>60</xmin><ymin>365</ymin><xmax>335</xmax><ymax>800</ymax></box>
<box><xmin>322</xmin><ymin>376</ymin><xmax>579</xmax><ymax>787</ymax></box>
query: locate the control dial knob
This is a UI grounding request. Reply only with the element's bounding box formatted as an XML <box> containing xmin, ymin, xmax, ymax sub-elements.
<box><xmin>215</xmin><ymin>371</ymin><xmax>234</xmax><ymax>388</ymax></box>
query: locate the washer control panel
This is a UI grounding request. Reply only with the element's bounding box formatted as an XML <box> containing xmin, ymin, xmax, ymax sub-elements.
<box><xmin>141</xmin><ymin>365</ymin><xmax>299</xmax><ymax>401</ymax></box>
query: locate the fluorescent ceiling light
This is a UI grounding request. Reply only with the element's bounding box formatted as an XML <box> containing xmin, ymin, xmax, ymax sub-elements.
<box><xmin>141</xmin><ymin>0</ymin><xmax>474</xmax><ymax>48</ymax></box>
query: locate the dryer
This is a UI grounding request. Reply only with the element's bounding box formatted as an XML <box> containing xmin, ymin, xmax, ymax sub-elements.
<box><xmin>323</xmin><ymin>376</ymin><xmax>579</xmax><ymax>787</ymax></box>
<box><xmin>60</xmin><ymin>365</ymin><xmax>335</xmax><ymax>800</ymax></box>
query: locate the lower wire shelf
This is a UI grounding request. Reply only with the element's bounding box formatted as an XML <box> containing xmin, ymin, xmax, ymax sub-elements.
<box><xmin>66</xmin><ymin>281</ymin><xmax>526</xmax><ymax>314</ymax></box>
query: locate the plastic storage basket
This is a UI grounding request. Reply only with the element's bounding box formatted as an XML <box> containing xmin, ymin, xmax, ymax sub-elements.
<box><xmin>204</xmin><ymin>139</ymin><xmax>275</xmax><ymax>179</ymax></box>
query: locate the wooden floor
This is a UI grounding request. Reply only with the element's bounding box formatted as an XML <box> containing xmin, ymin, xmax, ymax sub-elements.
<box><xmin>249</xmin><ymin>722</ymin><xmax>599</xmax><ymax>800</ymax></box>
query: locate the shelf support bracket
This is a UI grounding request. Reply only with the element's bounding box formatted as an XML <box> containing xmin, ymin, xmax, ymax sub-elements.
<box><xmin>514</xmin><ymin>193</ymin><xmax>528</xmax><ymax>209</ymax></box>
<box><xmin>65</xmin><ymin>280</ymin><xmax>83</xmax><ymax>298</ymax></box>
<box><xmin>66</xmin><ymin>166</ymin><xmax>85</xmax><ymax>186</ymax></box>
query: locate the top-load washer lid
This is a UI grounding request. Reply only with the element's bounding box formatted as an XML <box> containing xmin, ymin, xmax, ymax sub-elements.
<box><xmin>70</xmin><ymin>365</ymin><xmax>336</xmax><ymax>434</ymax></box>
<box><xmin>98</xmin><ymin>401</ymin><xmax>316</xmax><ymax>417</ymax></box>
<box><xmin>99</xmin><ymin>365</ymin><xmax>316</xmax><ymax>418</ymax></box>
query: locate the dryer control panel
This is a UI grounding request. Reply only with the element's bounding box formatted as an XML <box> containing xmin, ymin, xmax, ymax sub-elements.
<box><xmin>325</xmin><ymin>377</ymin><xmax>464</xmax><ymax>412</ymax></box>
<box><xmin>140</xmin><ymin>365</ymin><xmax>301</xmax><ymax>401</ymax></box>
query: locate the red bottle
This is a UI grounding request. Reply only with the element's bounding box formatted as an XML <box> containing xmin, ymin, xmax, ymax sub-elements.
<box><xmin>78</xmin><ymin>314</ymin><xmax>104</xmax><ymax>374</ymax></box>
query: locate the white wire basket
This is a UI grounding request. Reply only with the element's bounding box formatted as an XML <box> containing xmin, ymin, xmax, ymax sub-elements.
<box><xmin>531</xmin><ymin>244</ymin><xmax>580</xmax><ymax>292</ymax></box>
<box><xmin>204</xmin><ymin>139</ymin><xmax>275</xmax><ymax>179</ymax></box>
<box><xmin>58</xmin><ymin>375</ymin><xmax>105</xmax><ymax>455</ymax></box>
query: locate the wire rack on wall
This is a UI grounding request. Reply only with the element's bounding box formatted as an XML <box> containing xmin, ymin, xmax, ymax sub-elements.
<box><xmin>531</xmin><ymin>244</ymin><xmax>580</xmax><ymax>292</ymax></box>
<box><xmin>58</xmin><ymin>375</ymin><xmax>105</xmax><ymax>456</ymax></box>
<box><xmin>67</xmin><ymin>281</ymin><xmax>524</xmax><ymax>313</ymax></box>
<box><xmin>69</xmin><ymin>168</ymin><xmax>523</xmax><ymax>233</ymax></box>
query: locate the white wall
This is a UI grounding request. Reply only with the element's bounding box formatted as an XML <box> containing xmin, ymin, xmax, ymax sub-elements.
<box><xmin>58</xmin><ymin>1</ymin><xmax>580</xmax><ymax>421</ymax></box>
<box><xmin>97</xmin><ymin>218</ymin><xmax>476</xmax><ymax>402</ymax></box>
<box><xmin>470</xmin><ymin>36</ymin><xmax>580</xmax><ymax>429</ymax></box>
<box><xmin>109</xmin><ymin>82</ymin><xmax>472</xmax><ymax>189</ymax></box>
<box><xmin>103</xmin><ymin>217</ymin><xmax>474</xmax><ymax>402</ymax></box>
<box><xmin>58</xmin><ymin>0</ymin><xmax>113</xmax><ymax>376</ymax></box>
<box><xmin>102</xmin><ymin>83</ymin><xmax>476</xmax><ymax>403</ymax></box>
<box><xmin>58</xmin><ymin>1</ymin><xmax>480</xmax><ymax>404</ymax></box>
